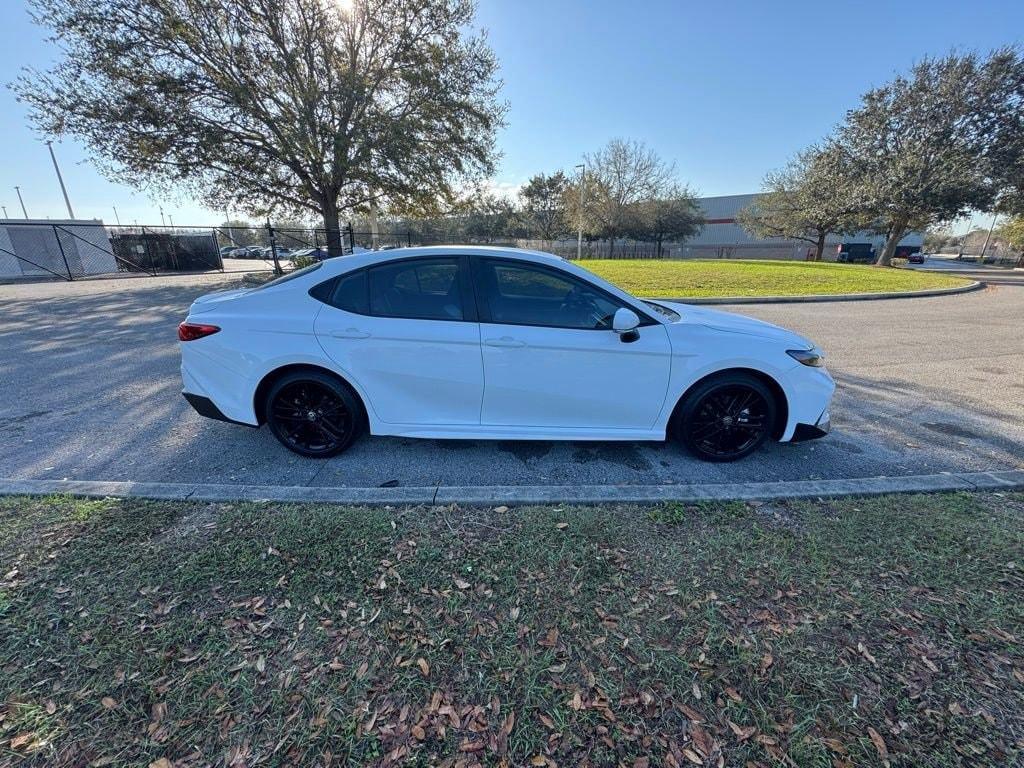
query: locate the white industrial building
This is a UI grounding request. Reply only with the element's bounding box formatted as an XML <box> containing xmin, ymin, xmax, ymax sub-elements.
<box><xmin>0</xmin><ymin>219</ymin><xmax>117</xmax><ymax>279</ymax></box>
<box><xmin>683</xmin><ymin>194</ymin><xmax>924</xmax><ymax>261</ymax></box>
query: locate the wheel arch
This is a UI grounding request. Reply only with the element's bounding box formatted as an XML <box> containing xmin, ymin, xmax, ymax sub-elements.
<box><xmin>668</xmin><ymin>367</ymin><xmax>789</xmax><ymax>441</ymax></box>
<box><xmin>253</xmin><ymin>363</ymin><xmax>369</xmax><ymax>427</ymax></box>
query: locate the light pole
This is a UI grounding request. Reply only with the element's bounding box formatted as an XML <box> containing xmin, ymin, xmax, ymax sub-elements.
<box><xmin>159</xmin><ymin>206</ymin><xmax>166</xmax><ymax>227</ymax></box>
<box><xmin>575</xmin><ymin>163</ymin><xmax>585</xmax><ymax>260</ymax></box>
<box><xmin>1</xmin><ymin>205</ymin><xmax>7</xmax><ymax>218</ymax></box>
<box><xmin>45</xmin><ymin>140</ymin><xmax>75</xmax><ymax>219</ymax></box>
<box><xmin>112</xmin><ymin>206</ymin><xmax>121</xmax><ymax>225</ymax></box>
<box><xmin>14</xmin><ymin>186</ymin><xmax>28</xmax><ymax>218</ymax></box>
<box><xmin>168</xmin><ymin>213</ymin><xmax>174</xmax><ymax>227</ymax></box>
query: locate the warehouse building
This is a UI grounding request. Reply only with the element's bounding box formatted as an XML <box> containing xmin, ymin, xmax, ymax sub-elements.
<box><xmin>683</xmin><ymin>194</ymin><xmax>924</xmax><ymax>261</ymax></box>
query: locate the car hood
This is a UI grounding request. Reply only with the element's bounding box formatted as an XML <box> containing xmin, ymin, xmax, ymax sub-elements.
<box><xmin>656</xmin><ymin>301</ymin><xmax>814</xmax><ymax>348</ymax></box>
<box><xmin>188</xmin><ymin>288</ymin><xmax>250</xmax><ymax>314</ymax></box>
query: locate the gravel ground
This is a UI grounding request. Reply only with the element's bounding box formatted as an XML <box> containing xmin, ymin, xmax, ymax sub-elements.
<box><xmin>1</xmin><ymin>263</ymin><xmax>1022</xmax><ymax>489</ymax></box>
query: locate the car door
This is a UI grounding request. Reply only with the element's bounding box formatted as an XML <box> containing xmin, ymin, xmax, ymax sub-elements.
<box><xmin>472</xmin><ymin>257</ymin><xmax>672</xmax><ymax>430</ymax></box>
<box><xmin>313</xmin><ymin>256</ymin><xmax>483</xmax><ymax>426</ymax></box>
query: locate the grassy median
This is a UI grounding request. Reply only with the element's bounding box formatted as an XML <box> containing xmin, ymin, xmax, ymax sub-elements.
<box><xmin>580</xmin><ymin>259</ymin><xmax>972</xmax><ymax>298</ymax></box>
<box><xmin>1</xmin><ymin>492</ymin><xmax>1021</xmax><ymax>767</ymax></box>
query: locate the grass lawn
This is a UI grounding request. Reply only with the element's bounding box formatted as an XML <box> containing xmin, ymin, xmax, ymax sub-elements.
<box><xmin>579</xmin><ymin>259</ymin><xmax>973</xmax><ymax>298</ymax></box>
<box><xmin>1</xmin><ymin>492</ymin><xmax>1021</xmax><ymax>767</ymax></box>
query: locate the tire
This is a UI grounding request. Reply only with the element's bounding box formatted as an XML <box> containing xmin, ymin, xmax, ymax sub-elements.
<box><xmin>264</xmin><ymin>370</ymin><xmax>363</xmax><ymax>457</ymax></box>
<box><xmin>673</xmin><ymin>372</ymin><xmax>777</xmax><ymax>462</ymax></box>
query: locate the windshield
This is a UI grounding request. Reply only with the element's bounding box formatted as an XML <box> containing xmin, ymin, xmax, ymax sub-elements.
<box><xmin>642</xmin><ymin>300</ymin><xmax>680</xmax><ymax>322</ymax></box>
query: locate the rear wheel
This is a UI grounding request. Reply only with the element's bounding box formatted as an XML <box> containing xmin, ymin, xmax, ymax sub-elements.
<box><xmin>264</xmin><ymin>371</ymin><xmax>362</xmax><ymax>457</ymax></box>
<box><xmin>674</xmin><ymin>373</ymin><xmax>776</xmax><ymax>462</ymax></box>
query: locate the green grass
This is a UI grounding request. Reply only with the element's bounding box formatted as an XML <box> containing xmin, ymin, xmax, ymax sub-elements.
<box><xmin>578</xmin><ymin>258</ymin><xmax>972</xmax><ymax>298</ymax></box>
<box><xmin>1</xmin><ymin>492</ymin><xmax>1021</xmax><ymax>766</ymax></box>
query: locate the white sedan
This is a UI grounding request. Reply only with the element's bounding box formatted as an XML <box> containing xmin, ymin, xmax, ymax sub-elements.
<box><xmin>179</xmin><ymin>247</ymin><xmax>834</xmax><ymax>462</ymax></box>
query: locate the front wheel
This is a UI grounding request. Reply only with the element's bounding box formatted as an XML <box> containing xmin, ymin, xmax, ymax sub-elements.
<box><xmin>674</xmin><ymin>373</ymin><xmax>776</xmax><ymax>462</ymax></box>
<box><xmin>264</xmin><ymin>371</ymin><xmax>362</xmax><ymax>457</ymax></box>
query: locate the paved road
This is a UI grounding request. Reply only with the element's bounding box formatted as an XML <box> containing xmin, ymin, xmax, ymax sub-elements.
<box><xmin>1</xmin><ymin>267</ymin><xmax>1022</xmax><ymax>489</ymax></box>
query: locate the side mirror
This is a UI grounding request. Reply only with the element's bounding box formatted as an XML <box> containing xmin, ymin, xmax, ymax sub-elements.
<box><xmin>612</xmin><ymin>307</ymin><xmax>640</xmax><ymax>342</ymax></box>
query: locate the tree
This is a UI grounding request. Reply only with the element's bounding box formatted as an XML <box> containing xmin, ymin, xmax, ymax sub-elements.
<box><xmin>830</xmin><ymin>48</ymin><xmax>1024</xmax><ymax>266</ymax></box>
<box><xmin>997</xmin><ymin>217</ymin><xmax>1024</xmax><ymax>261</ymax></box>
<box><xmin>737</xmin><ymin>147</ymin><xmax>862</xmax><ymax>261</ymax></box>
<box><xmin>519</xmin><ymin>172</ymin><xmax>569</xmax><ymax>240</ymax></box>
<box><xmin>16</xmin><ymin>0</ymin><xmax>505</xmax><ymax>256</ymax></box>
<box><xmin>580</xmin><ymin>139</ymin><xmax>675</xmax><ymax>255</ymax></box>
<box><xmin>626</xmin><ymin>184</ymin><xmax>703</xmax><ymax>256</ymax></box>
<box><xmin>462</xmin><ymin>191</ymin><xmax>518</xmax><ymax>242</ymax></box>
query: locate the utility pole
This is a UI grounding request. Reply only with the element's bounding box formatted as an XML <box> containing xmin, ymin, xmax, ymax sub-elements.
<box><xmin>575</xmin><ymin>163</ymin><xmax>585</xmax><ymax>260</ymax></box>
<box><xmin>1</xmin><ymin>205</ymin><xmax>7</xmax><ymax>218</ymax></box>
<box><xmin>978</xmin><ymin>212</ymin><xmax>998</xmax><ymax>265</ymax></box>
<box><xmin>159</xmin><ymin>206</ymin><xmax>166</xmax><ymax>227</ymax></box>
<box><xmin>112</xmin><ymin>206</ymin><xmax>121</xmax><ymax>225</ymax></box>
<box><xmin>45</xmin><ymin>140</ymin><xmax>75</xmax><ymax>219</ymax></box>
<box><xmin>14</xmin><ymin>186</ymin><xmax>28</xmax><ymax>218</ymax></box>
<box><xmin>168</xmin><ymin>214</ymin><xmax>174</xmax><ymax>227</ymax></box>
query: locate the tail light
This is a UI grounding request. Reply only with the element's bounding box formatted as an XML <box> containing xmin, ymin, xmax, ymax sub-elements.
<box><xmin>178</xmin><ymin>322</ymin><xmax>221</xmax><ymax>341</ymax></box>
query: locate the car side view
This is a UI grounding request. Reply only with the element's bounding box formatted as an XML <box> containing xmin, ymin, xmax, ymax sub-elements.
<box><xmin>179</xmin><ymin>247</ymin><xmax>834</xmax><ymax>462</ymax></box>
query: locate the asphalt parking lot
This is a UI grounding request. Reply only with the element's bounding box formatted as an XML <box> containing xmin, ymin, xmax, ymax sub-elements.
<box><xmin>1</xmin><ymin>264</ymin><xmax>1022</xmax><ymax>489</ymax></box>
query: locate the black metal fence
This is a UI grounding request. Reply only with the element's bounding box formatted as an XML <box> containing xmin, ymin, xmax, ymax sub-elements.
<box><xmin>0</xmin><ymin>218</ymin><xmax>734</xmax><ymax>283</ymax></box>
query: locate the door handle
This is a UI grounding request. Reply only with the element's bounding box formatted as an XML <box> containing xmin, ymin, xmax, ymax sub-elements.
<box><xmin>330</xmin><ymin>328</ymin><xmax>370</xmax><ymax>339</ymax></box>
<box><xmin>484</xmin><ymin>336</ymin><xmax>525</xmax><ymax>348</ymax></box>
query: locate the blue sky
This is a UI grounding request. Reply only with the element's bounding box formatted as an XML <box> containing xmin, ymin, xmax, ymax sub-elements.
<box><xmin>1</xmin><ymin>0</ymin><xmax>1022</xmax><ymax>227</ymax></box>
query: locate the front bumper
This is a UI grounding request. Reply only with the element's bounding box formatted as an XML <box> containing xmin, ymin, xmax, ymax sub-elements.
<box><xmin>790</xmin><ymin>409</ymin><xmax>830</xmax><ymax>442</ymax></box>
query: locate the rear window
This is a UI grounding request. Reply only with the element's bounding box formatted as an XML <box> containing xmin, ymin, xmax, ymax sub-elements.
<box><xmin>250</xmin><ymin>261</ymin><xmax>322</xmax><ymax>290</ymax></box>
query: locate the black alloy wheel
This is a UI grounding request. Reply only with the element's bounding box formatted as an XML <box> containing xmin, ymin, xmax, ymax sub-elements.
<box><xmin>677</xmin><ymin>373</ymin><xmax>776</xmax><ymax>462</ymax></box>
<box><xmin>265</xmin><ymin>371</ymin><xmax>361</xmax><ymax>457</ymax></box>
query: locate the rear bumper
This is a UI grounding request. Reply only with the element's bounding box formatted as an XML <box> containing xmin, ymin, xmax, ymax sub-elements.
<box><xmin>182</xmin><ymin>392</ymin><xmax>256</xmax><ymax>427</ymax></box>
<box><xmin>790</xmin><ymin>410</ymin><xmax>831</xmax><ymax>442</ymax></box>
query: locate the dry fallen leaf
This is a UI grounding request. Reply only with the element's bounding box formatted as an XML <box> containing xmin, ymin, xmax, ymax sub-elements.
<box><xmin>101</xmin><ymin>697</ymin><xmax>118</xmax><ymax>710</ymax></box>
<box><xmin>867</xmin><ymin>727</ymin><xmax>890</xmax><ymax>767</ymax></box>
<box><xmin>454</xmin><ymin>577</ymin><xmax>471</xmax><ymax>590</ymax></box>
<box><xmin>728</xmin><ymin>720</ymin><xmax>756</xmax><ymax>741</ymax></box>
<box><xmin>411</xmin><ymin>724</ymin><xmax>426</xmax><ymax>741</ymax></box>
<box><xmin>255</xmin><ymin>656</ymin><xmax>266</xmax><ymax>674</ymax></box>
<box><xmin>148</xmin><ymin>760</ymin><xmax>173</xmax><ymax>768</ymax></box>
<box><xmin>10</xmin><ymin>733</ymin><xmax>32</xmax><ymax>750</ymax></box>
<box><xmin>555</xmin><ymin>522</ymin><xmax>569</xmax><ymax>530</ymax></box>
<box><xmin>493</xmin><ymin>505</ymin><xmax>509</xmax><ymax>513</ymax></box>
<box><xmin>417</xmin><ymin>657</ymin><xmax>430</xmax><ymax>677</ymax></box>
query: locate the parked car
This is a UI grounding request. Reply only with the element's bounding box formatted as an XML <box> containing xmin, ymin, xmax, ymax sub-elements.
<box><xmin>907</xmin><ymin>252</ymin><xmax>926</xmax><ymax>264</ymax></box>
<box><xmin>179</xmin><ymin>247</ymin><xmax>834</xmax><ymax>462</ymax></box>
<box><xmin>291</xmin><ymin>247</ymin><xmax>331</xmax><ymax>262</ymax></box>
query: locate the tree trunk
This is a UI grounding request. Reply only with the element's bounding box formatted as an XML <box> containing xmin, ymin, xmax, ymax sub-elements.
<box><xmin>814</xmin><ymin>232</ymin><xmax>826</xmax><ymax>262</ymax></box>
<box><xmin>608</xmin><ymin>236</ymin><xmax>615</xmax><ymax>258</ymax></box>
<box><xmin>322</xmin><ymin>199</ymin><xmax>344</xmax><ymax>258</ymax></box>
<box><xmin>875</xmin><ymin>216</ymin><xmax>909</xmax><ymax>267</ymax></box>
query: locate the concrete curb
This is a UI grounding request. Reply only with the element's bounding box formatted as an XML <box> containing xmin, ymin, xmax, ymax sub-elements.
<box><xmin>654</xmin><ymin>280</ymin><xmax>984</xmax><ymax>305</ymax></box>
<box><xmin>2</xmin><ymin>469</ymin><xmax>1021</xmax><ymax>506</ymax></box>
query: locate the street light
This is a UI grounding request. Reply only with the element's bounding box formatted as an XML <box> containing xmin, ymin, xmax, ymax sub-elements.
<box><xmin>45</xmin><ymin>140</ymin><xmax>75</xmax><ymax>219</ymax></box>
<box><xmin>575</xmin><ymin>163</ymin><xmax>586</xmax><ymax>261</ymax></box>
<box><xmin>14</xmin><ymin>186</ymin><xmax>28</xmax><ymax>218</ymax></box>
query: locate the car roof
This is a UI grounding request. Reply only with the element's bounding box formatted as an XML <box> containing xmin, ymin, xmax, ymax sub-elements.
<box><xmin>317</xmin><ymin>245</ymin><xmax>565</xmax><ymax>274</ymax></box>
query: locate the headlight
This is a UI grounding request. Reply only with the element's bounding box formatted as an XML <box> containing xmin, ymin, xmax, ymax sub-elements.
<box><xmin>787</xmin><ymin>348</ymin><xmax>824</xmax><ymax>367</ymax></box>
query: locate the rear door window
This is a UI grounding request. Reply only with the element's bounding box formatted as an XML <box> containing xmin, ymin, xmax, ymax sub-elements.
<box><xmin>368</xmin><ymin>259</ymin><xmax>465</xmax><ymax>321</ymax></box>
